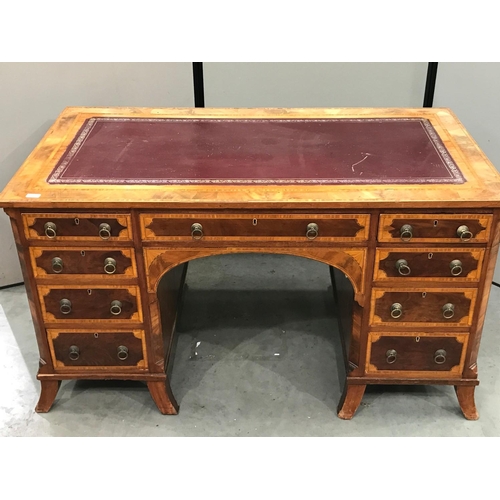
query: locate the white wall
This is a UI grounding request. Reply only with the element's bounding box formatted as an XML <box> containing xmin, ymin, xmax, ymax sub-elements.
<box><xmin>433</xmin><ymin>63</ymin><xmax>500</xmax><ymax>281</ymax></box>
<box><xmin>204</xmin><ymin>62</ymin><xmax>427</xmax><ymax>107</ymax></box>
<box><xmin>0</xmin><ymin>62</ymin><xmax>193</xmax><ymax>286</ymax></box>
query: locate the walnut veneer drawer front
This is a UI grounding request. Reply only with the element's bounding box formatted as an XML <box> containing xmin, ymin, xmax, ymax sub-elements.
<box><xmin>47</xmin><ymin>330</ymin><xmax>147</xmax><ymax>371</ymax></box>
<box><xmin>370</xmin><ymin>288</ymin><xmax>477</xmax><ymax>327</ymax></box>
<box><xmin>141</xmin><ymin>214</ymin><xmax>370</xmax><ymax>242</ymax></box>
<box><xmin>374</xmin><ymin>248</ymin><xmax>484</xmax><ymax>282</ymax></box>
<box><xmin>23</xmin><ymin>213</ymin><xmax>132</xmax><ymax>242</ymax></box>
<box><xmin>38</xmin><ymin>286</ymin><xmax>142</xmax><ymax>323</ymax></box>
<box><xmin>378</xmin><ymin>214</ymin><xmax>492</xmax><ymax>244</ymax></box>
<box><xmin>366</xmin><ymin>333</ymin><xmax>468</xmax><ymax>377</ymax></box>
<box><xmin>30</xmin><ymin>248</ymin><xmax>137</xmax><ymax>279</ymax></box>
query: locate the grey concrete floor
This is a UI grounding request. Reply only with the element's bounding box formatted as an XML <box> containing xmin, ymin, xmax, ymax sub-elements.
<box><xmin>1</xmin><ymin>253</ymin><xmax>500</xmax><ymax>436</ymax></box>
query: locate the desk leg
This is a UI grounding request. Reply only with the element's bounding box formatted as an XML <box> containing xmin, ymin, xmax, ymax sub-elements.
<box><xmin>35</xmin><ymin>380</ymin><xmax>61</xmax><ymax>413</ymax></box>
<box><xmin>147</xmin><ymin>380</ymin><xmax>179</xmax><ymax>415</ymax></box>
<box><xmin>455</xmin><ymin>386</ymin><xmax>479</xmax><ymax>420</ymax></box>
<box><xmin>337</xmin><ymin>383</ymin><xmax>366</xmax><ymax>420</ymax></box>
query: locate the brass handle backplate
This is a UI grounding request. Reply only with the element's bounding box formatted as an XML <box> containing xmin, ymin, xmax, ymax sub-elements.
<box><xmin>104</xmin><ymin>257</ymin><xmax>117</xmax><ymax>275</ymax></box>
<box><xmin>442</xmin><ymin>303</ymin><xmax>455</xmax><ymax>319</ymax></box>
<box><xmin>69</xmin><ymin>345</ymin><xmax>80</xmax><ymax>361</ymax></box>
<box><xmin>386</xmin><ymin>349</ymin><xmax>397</xmax><ymax>364</ymax></box>
<box><xmin>400</xmin><ymin>224</ymin><xmax>413</xmax><ymax>242</ymax></box>
<box><xmin>434</xmin><ymin>349</ymin><xmax>447</xmax><ymax>364</ymax></box>
<box><xmin>457</xmin><ymin>225</ymin><xmax>473</xmax><ymax>242</ymax></box>
<box><xmin>191</xmin><ymin>223</ymin><xmax>204</xmax><ymax>240</ymax></box>
<box><xmin>390</xmin><ymin>302</ymin><xmax>403</xmax><ymax>319</ymax></box>
<box><xmin>450</xmin><ymin>259</ymin><xmax>463</xmax><ymax>276</ymax></box>
<box><xmin>395</xmin><ymin>259</ymin><xmax>411</xmax><ymax>276</ymax></box>
<box><xmin>110</xmin><ymin>300</ymin><xmax>122</xmax><ymax>316</ymax></box>
<box><xmin>306</xmin><ymin>223</ymin><xmax>319</xmax><ymax>240</ymax></box>
<box><xmin>99</xmin><ymin>223</ymin><xmax>112</xmax><ymax>240</ymax></box>
<box><xmin>117</xmin><ymin>345</ymin><xmax>129</xmax><ymax>361</ymax></box>
<box><xmin>44</xmin><ymin>222</ymin><xmax>57</xmax><ymax>239</ymax></box>
<box><xmin>51</xmin><ymin>257</ymin><xmax>63</xmax><ymax>273</ymax></box>
<box><xmin>60</xmin><ymin>298</ymin><xmax>72</xmax><ymax>315</ymax></box>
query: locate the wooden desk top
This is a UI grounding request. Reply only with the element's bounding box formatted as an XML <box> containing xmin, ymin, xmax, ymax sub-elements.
<box><xmin>1</xmin><ymin>106</ymin><xmax>500</xmax><ymax>209</ymax></box>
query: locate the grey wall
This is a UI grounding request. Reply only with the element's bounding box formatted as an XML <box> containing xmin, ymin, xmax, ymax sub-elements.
<box><xmin>0</xmin><ymin>62</ymin><xmax>193</xmax><ymax>286</ymax></box>
<box><xmin>204</xmin><ymin>62</ymin><xmax>428</xmax><ymax>107</ymax></box>
<box><xmin>433</xmin><ymin>63</ymin><xmax>500</xmax><ymax>281</ymax></box>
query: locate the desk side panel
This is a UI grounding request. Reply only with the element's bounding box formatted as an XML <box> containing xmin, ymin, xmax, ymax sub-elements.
<box><xmin>4</xmin><ymin>208</ymin><xmax>54</xmax><ymax>374</ymax></box>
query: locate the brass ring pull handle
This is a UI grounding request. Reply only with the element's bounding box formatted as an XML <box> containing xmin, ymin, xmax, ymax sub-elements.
<box><xmin>390</xmin><ymin>303</ymin><xmax>403</xmax><ymax>319</ymax></box>
<box><xmin>44</xmin><ymin>222</ymin><xmax>57</xmax><ymax>239</ymax></box>
<box><xmin>191</xmin><ymin>223</ymin><xmax>204</xmax><ymax>240</ymax></box>
<box><xmin>386</xmin><ymin>349</ymin><xmax>397</xmax><ymax>364</ymax></box>
<box><xmin>400</xmin><ymin>224</ymin><xmax>413</xmax><ymax>242</ymax></box>
<box><xmin>69</xmin><ymin>345</ymin><xmax>80</xmax><ymax>361</ymax></box>
<box><xmin>457</xmin><ymin>225</ymin><xmax>473</xmax><ymax>242</ymax></box>
<box><xmin>450</xmin><ymin>259</ymin><xmax>463</xmax><ymax>277</ymax></box>
<box><xmin>395</xmin><ymin>259</ymin><xmax>411</xmax><ymax>276</ymax></box>
<box><xmin>442</xmin><ymin>303</ymin><xmax>455</xmax><ymax>319</ymax></box>
<box><xmin>110</xmin><ymin>300</ymin><xmax>122</xmax><ymax>316</ymax></box>
<box><xmin>306</xmin><ymin>223</ymin><xmax>319</xmax><ymax>240</ymax></box>
<box><xmin>434</xmin><ymin>349</ymin><xmax>447</xmax><ymax>365</ymax></box>
<box><xmin>98</xmin><ymin>223</ymin><xmax>111</xmax><ymax>240</ymax></box>
<box><xmin>51</xmin><ymin>257</ymin><xmax>63</xmax><ymax>273</ymax></box>
<box><xmin>104</xmin><ymin>257</ymin><xmax>117</xmax><ymax>275</ymax></box>
<box><xmin>60</xmin><ymin>298</ymin><xmax>72</xmax><ymax>315</ymax></box>
<box><xmin>117</xmin><ymin>345</ymin><xmax>129</xmax><ymax>361</ymax></box>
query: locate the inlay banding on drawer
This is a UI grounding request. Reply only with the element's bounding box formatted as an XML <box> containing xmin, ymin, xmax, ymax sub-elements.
<box><xmin>38</xmin><ymin>285</ymin><xmax>142</xmax><ymax>323</ymax></box>
<box><xmin>47</xmin><ymin>329</ymin><xmax>147</xmax><ymax>371</ymax></box>
<box><xmin>30</xmin><ymin>248</ymin><xmax>137</xmax><ymax>278</ymax></box>
<box><xmin>23</xmin><ymin>213</ymin><xmax>132</xmax><ymax>241</ymax></box>
<box><xmin>366</xmin><ymin>332</ymin><xmax>468</xmax><ymax>377</ymax></box>
<box><xmin>378</xmin><ymin>214</ymin><xmax>492</xmax><ymax>243</ymax></box>
<box><xmin>374</xmin><ymin>248</ymin><xmax>484</xmax><ymax>282</ymax></box>
<box><xmin>141</xmin><ymin>213</ymin><xmax>370</xmax><ymax>242</ymax></box>
<box><xmin>370</xmin><ymin>288</ymin><xmax>477</xmax><ymax>327</ymax></box>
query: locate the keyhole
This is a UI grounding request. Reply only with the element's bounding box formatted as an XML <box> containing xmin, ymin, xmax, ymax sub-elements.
<box><xmin>428</xmin><ymin>253</ymin><xmax>433</xmax><ymax>259</ymax></box>
<box><xmin>94</xmin><ymin>333</ymin><xmax>99</xmax><ymax>338</ymax></box>
<box><xmin>87</xmin><ymin>289</ymin><xmax>92</xmax><ymax>295</ymax></box>
<box><xmin>415</xmin><ymin>336</ymin><xmax>420</xmax><ymax>343</ymax></box>
<box><xmin>422</xmin><ymin>292</ymin><xmax>427</xmax><ymax>298</ymax></box>
<box><xmin>252</xmin><ymin>218</ymin><xmax>258</xmax><ymax>226</ymax></box>
<box><xmin>74</xmin><ymin>218</ymin><xmax>80</xmax><ymax>225</ymax></box>
<box><xmin>434</xmin><ymin>220</ymin><xmax>439</xmax><ymax>227</ymax></box>
<box><xmin>81</xmin><ymin>250</ymin><xmax>86</xmax><ymax>257</ymax></box>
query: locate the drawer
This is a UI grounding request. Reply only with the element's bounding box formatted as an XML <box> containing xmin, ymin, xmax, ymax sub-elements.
<box><xmin>140</xmin><ymin>213</ymin><xmax>370</xmax><ymax>242</ymax></box>
<box><xmin>366</xmin><ymin>332</ymin><xmax>468</xmax><ymax>377</ymax></box>
<box><xmin>370</xmin><ymin>288</ymin><xmax>477</xmax><ymax>327</ymax></box>
<box><xmin>374</xmin><ymin>248</ymin><xmax>484</xmax><ymax>282</ymax></box>
<box><xmin>378</xmin><ymin>214</ymin><xmax>492</xmax><ymax>244</ymax></box>
<box><xmin>47</xmin><ymin>329</ymin><xmax>147</xmax><ymax>371</ymax></box>
<box><xmin>23</xmin><ymin>213</ymin><xmax>132</xmax><ymax>242</ymax></box>
<box><xmin>38</xmin><ymin>285</ymin><xmax>142</xmax><ymax>323</ymax></box>
<box><xmin>30</xmin><ymin>248</ymin><xmax>137</xmax><ymax>279</ymax></box>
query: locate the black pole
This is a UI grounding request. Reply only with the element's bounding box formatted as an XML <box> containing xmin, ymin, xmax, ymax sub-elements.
<box><xmin>192</xmin><ymin>62</ymin><xmax>205</xmax><ymax>108</ymax></box>
<box><xmin>423</xmin><ymin>62</ymin><xmax>438</xmax><ymax>107</ymax></box>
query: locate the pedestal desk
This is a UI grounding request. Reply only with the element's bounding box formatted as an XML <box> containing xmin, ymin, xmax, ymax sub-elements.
<box><xmin>2</xmin><ymin>107</ymin><xmax>500</xmax><ymax>420</ymax></box>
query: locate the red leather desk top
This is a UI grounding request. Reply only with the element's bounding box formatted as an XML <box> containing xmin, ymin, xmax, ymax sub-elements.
<box><xmin>47</xmin><ymin>117</ymin><xmax>465</xmax><ymax>185</ymax></box>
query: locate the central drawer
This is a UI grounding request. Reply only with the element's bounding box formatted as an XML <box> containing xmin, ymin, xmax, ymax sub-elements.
<box><xmin>38</xmin><ymin>285</ymin><xmax>142</xmax><ymax>323</ymax></box>
<box><xmin>140</xmin><ymin>213</ymin><xmax>370</xmax><ymax>242</ymax></box>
